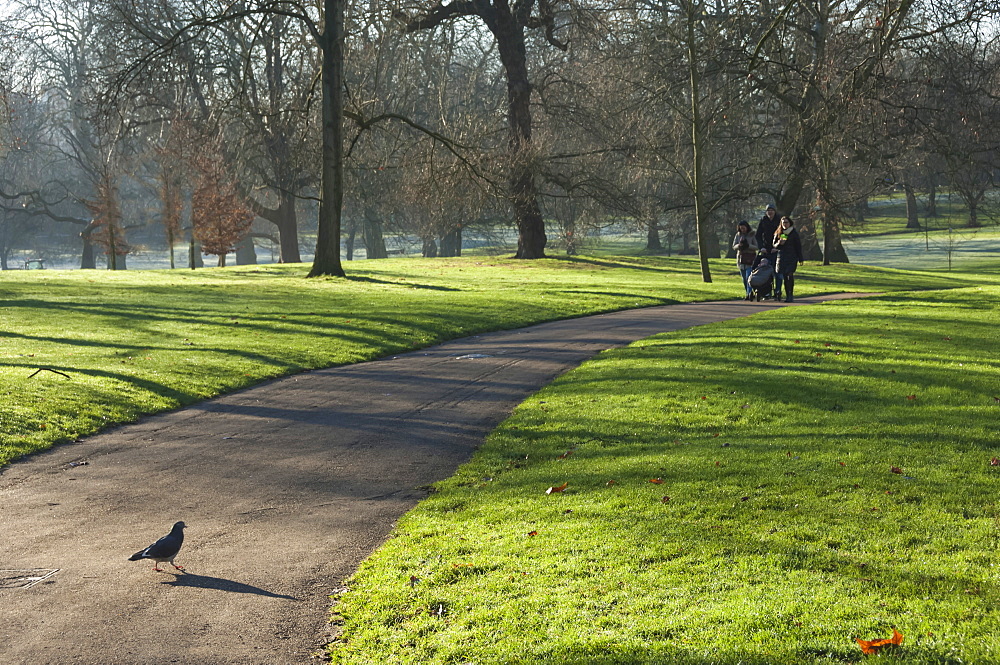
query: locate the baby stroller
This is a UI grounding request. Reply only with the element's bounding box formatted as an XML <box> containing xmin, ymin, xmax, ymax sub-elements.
<box><xmin>747</xmin><ymin>257</ymin><xmax>775</xmax><ymax>301</ymax></box>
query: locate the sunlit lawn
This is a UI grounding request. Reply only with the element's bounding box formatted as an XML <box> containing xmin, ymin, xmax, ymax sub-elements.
<box><xmin>3</xmin><ymin>256</ymin><xmax>979</xmax><ymax>467</ymax></box>
<box><xmin>329</xmin><ymin>284</ymin><xmax>1000</xmax><ymax>664</ymax></box>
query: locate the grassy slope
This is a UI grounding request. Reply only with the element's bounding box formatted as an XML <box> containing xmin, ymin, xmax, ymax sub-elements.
<box><xmin>329</xmin><ymin>284</ymin><xmax>1000</xmax><ymax>664</ymax></box>
<box><xmin>1</xmin><ymin>257</ymin><xmax>974</xmax><ymax>468</ymax></box>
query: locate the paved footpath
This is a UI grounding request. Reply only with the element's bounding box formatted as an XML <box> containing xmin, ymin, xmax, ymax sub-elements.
<box><xmin>0</xmin><ymin>295</ymin><xmax>868</xmax><ymax>664</ymax></box>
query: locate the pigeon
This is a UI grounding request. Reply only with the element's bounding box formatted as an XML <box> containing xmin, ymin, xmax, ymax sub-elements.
<box><xmin>129</xmin><ymin>521</ymin><xmax>186</xmax><ymax>571</ymax></box>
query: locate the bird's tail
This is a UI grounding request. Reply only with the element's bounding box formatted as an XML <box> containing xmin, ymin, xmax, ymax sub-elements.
<box><xmin>128</xmin><ymin>550</ymin><xmax>146</xmax><ymax>561</ymax></box>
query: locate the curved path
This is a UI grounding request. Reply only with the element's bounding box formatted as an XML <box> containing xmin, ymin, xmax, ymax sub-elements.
<box><xmin>0</xmin><ymin>295</ymin><xmax>868</xmax><ymax>664</ymax></box>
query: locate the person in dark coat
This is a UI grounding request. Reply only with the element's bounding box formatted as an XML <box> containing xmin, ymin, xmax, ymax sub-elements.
<box><xmin>755</xmin><ymin>204</ymin><xmax>780</xmax><ymax>296</ymax></box>
<box><xmin>772</xmin><ymin>215</ymin><xmax>804</xmax><ymax>302</ymax></box>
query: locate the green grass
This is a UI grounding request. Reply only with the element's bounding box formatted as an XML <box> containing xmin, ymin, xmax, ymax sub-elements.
<box><xmin>328</xmin><ymin>284</ymin><xmax>1000</xmax><ymax>664</ymax></box>
<box><xmin>2</xmin><ymin>257</ymin><xmax>992</xmax><ymax>470</ymax></box>
<box><xmin>3</xmin><ymin>256</ymin><xmax>977</xmax><ymax>468</ymax></box>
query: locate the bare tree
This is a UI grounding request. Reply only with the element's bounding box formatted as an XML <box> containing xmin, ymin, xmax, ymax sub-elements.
<box><xmin>398</xmin><ymin>0</ymin><xmax>571</xmax><ymax>259</ymax></box>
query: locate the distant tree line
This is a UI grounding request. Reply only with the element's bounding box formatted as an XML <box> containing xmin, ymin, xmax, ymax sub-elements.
<box><xmin>0</xmin><ymin>0</ymin><xmax>997</xmax><ymax>279</ymax></box>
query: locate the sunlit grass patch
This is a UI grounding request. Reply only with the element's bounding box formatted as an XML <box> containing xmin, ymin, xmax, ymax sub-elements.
<box><xmin>3</xmin><ymin>257</ymin><xmax>987</xmax><ymax>467</ymax></box>
<box><xmin>329</xmin><ymin>286</ymin><xmax>1000</xmax><ymax>664</ymax></box>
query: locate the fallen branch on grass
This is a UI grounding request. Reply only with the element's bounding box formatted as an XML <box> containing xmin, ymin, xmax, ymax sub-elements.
<box><xmin>28</xmin><ymin>368</ymin><xmax>71</xmax><ymax>379</ymax></box>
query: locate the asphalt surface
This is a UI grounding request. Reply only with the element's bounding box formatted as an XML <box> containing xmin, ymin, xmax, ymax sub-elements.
<box><xmin>0</xmin><ymin>295</ymin><xmax>868</xmax><ymax>664</ymax></box>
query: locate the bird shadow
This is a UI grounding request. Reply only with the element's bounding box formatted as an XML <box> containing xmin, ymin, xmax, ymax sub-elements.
<box><xmin>160</xmin><ymin>571</ymin><xmax>299</xmax><ymax>600</ymax></box>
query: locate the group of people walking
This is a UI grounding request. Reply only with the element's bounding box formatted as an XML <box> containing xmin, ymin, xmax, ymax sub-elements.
<box><xmin>733</xmin><ymin>204</ymin><xmax>804</xmax><ymax>302</ymax></box>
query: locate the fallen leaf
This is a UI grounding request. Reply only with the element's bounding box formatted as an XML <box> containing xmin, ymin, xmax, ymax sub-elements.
<box><xmin>992</xmin><ymin>458</ymin><xmax>1000</xmax><ymax>466</ymax></box>
<box><xmin>546</xmin><ymin>482</ymin><xmax>568</xmax><ymax>495</ymax></box>
<box><xmin>649</xmin><ymin>478</ymin><xmax>664</xmax><ymax>484</ymax></box>
<box><xmin>856</xmin><ymin>629</ymin><xmax>903</xmax><ymax>655</ymax></box>
<box><xmin>825</xmin><ymin>343</ymin><xmax>832</xmax><ymax>347</ymax></box>
<box><xmin>906</xmin><ymin>395</ymin><xmax>917</xmax><ymax>400</ymax></box>
<box><xmin>816</xmin><ymin>353</ymin><xmax>823</xmax><ymax>357</ymax></box>
<box><xmin>839</xmin><ymin>461</ymin><xmax>847</xmax><ymax>466</ymax></box>
<box><xmin>661</xmin><ymin>496</ymin><xmax>671</xmax><ymax>503</ymax></box>
<box><xmin>943</xmin><ymin>336</ymin><xmax>951</xmax><ymax>341</ymax></box>
<box><xmin>740</xmin><ymin>496</ymin><xmax>750</xmax><ymax>501</ymax></box>
<box><xmin>558</xmin><ymin>450</ymin><xmax>573</xmax><ymax>459</ymax></box>
<box><xmin>891</xmin><ymin>466</ymin><xmax>903</xmax><ymax>474</ymax></box>
<box><xmin>606</xmin><ymin>480</ymin><xmax>617</xmax><ymax>486</ymax></box>
<box><xmin>527</xmin><ymin>530</ymin><xmax>538</xmax><ymax>537</ymax></box>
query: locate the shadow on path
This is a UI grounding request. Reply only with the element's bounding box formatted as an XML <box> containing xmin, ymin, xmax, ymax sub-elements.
<box><xmin>162</xmin><ymin>572</ymin><xmax>299</xmax><ymax>600</ymax></box>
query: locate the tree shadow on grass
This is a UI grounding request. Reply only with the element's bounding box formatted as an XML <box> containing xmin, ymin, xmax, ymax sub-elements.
<box><xmin>162</xmin><ymin>571</ymin><xmax>299</xmax><ymax>600</ymax></box>
<box><xmin>345</xmin><ymin>275</ymin><xmax>461</xmax><ymax>291</ymax></box>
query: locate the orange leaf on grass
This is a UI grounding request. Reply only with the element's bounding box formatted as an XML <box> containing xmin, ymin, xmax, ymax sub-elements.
<box><xmin>991</xmin><ymin>457</ymin><xmax>1000</xmax><ymax>466</ymax></box>
<box><xmin>891</xmin><ymin>466</ymin><xmax>903</xmax><ymax>474</ymax></box>
<box><xmin>856</xmin><ymin>629</ymin><xmax>903</xmax><ymax>655</ymax></box>
<box><xmin>546</xmin><ymin>482</ymin><xmax>568</xmax><ymax>495</ymax></box>
<box><xmin>649</xmin><ymin>478</ymin><xmax>664</xmax><ymax>484</ymax></box>
<box><xmin>906</xmin><ymin>395</ymin><xmax>917</xmax><ymax>400</ymax></box>
<box><xmin>527</xmin><ymin>531</ymin><xmax>538</xmax><ymax>537</ymax></box>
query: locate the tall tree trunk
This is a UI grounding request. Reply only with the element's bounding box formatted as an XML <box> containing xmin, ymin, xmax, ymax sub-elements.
<box><xmin>439</xmin><ymin>225</ymin><xmax>462</xmax><ymax>257</ymax></box>
<box><xmin>363</xmin><ymin>214</ymin><xmax>388</xmax><ymax>258</ymax></box>
<box><xmin>308</xmin><ymin>0</ymin><xmax>346</xmax><ymax>278</ymax></box>
<box><xmin>168</xmin><ymin>225</ymin><xmax>176</xmax><ymax>269</ymax></box>
<box><xmin>799</xmin><ymin>221</ymin><xmax>823</xmax><ymax>261</ymax></box>
<box><xmin>422</xmin><ymin>237</ymin><xmax>438</xmax><ymax>257</ymax></box>
<box><xmin>494</xmin><ymin>11</ymin><xmax>546</xmax><ymax>259</ymax></box>
<box><xmin>968</xmin><ymin>199</ymin><xmax>980</xmax><ymax>228</ymax></box>
<box><xmin>80</xmin><ymin>224</ymin><xmax>97</xmax><ymax>269</ymax></box>
<box><xmin>564</xmin><ymin>219</ymin><xmax>577</xmax><ymax>255</ymax></box>
<box><xmin>926</xmin><ymin>181</ymin><xmax>937</xmax><ymax>217</ymax></box>
<box><xmin>686</xmin><ymin>5</ymin><xmax>711</xmax><ymax>282</ymax></box>
<box><xmin>188</xmin><ymin>234</ymin><xmax>204</xmax><ymax>269</ymax></box>
<box><xmin>274</xmin><ymin>192</ymin><xmax>301</xmax><ymax>263</ymax></box>
<box><xmin>235</xmin><ymin>233</ymin><xmax>257</xmax><ymax>264</ymax></box>
<box><xmin>822</xmin><ymin>216</ymin><xmax>849</xmax><ymax>264</ymax></box>
<box><xmin>345</xmin><ymin>216</ymin><xmax>357</xmax><ymax>260</ymax></box>
<box><xmin>645</xmin><ymin>219</ymin><xmax>663</xmax><ymax>252</ymax></box>
<box><xmin>904</xmin><ymin>183</ymin><xmax>920</xmax><ymax>229</ymax></box>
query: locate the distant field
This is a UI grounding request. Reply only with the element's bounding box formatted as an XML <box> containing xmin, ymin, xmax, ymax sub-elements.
<box><xmin>843</xmin><ymin>228</ymin><xmax>1000</xmax><ymax>272</ymax></box>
